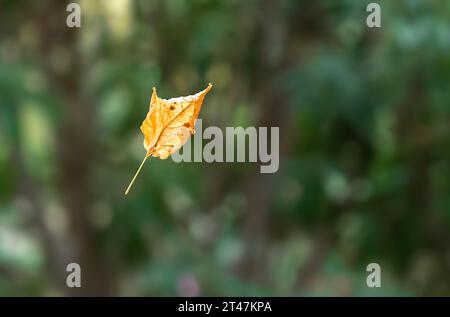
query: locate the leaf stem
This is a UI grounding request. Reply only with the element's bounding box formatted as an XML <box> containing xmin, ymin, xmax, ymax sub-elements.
<box><xmin>125</xmin><ymin>156</ymin><xmax>149</xmax><ymax>195</ymax></box>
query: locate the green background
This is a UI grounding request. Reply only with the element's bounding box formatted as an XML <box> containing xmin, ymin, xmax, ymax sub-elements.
<box><xmin>0</xmin><ymin>0</ymin><xmax>449</xmax><ymax>296</ymax></box>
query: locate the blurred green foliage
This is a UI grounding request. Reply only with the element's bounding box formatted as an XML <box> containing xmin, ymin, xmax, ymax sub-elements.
<box><xmin>0</xmin><ymin>0</ymin><xmax>449</xmax><ymax>296</ymax></box>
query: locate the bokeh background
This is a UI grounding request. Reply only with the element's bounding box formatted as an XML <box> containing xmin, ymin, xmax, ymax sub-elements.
<box><xmin>0</xmin><ymin>0</ymin><xmax>449</xmax><ymax>296</ymax></box>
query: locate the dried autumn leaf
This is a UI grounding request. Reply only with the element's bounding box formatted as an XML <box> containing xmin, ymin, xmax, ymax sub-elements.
<box><xmin>125</xmin><ymin>83</ymin><xmax>213</xmax><ymax>195</ymax></box>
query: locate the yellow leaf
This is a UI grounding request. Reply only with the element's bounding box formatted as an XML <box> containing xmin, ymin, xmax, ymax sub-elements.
<box><xmin>125</xmin><ymin>83</ymin><xmax>213</xmax><ymax>195</ymax></box>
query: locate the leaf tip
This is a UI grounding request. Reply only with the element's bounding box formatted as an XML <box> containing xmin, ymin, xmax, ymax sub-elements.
<box><xmin>203</xmin><ymin>83</ymin><xmax>213</xmax><ymax>94</ymax></box>
<box><xmin>151</xmin><ymin>87</ymin><xmax>158</xmax><ymax>103</ymax></box>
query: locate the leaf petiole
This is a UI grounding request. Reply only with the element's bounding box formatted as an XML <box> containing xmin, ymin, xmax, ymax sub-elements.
<box><xmin>125</xmin><ymin>155</ymin><xmax>149</xmax><ymax>195</ymax></box>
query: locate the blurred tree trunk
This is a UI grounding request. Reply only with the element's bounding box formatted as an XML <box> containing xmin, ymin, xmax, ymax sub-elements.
<box><xmin>237</xmin><ymin>0</ymin><xmax>298</xmax><ymax>282</ymax></box>
<box><xmin>236</xmin><ymin>0</ymin><xmax>335</xmax><ymax>287</ymax></box>
<box><xmin>35</xmin><ymin>1</ymin><xmax>112</xmax><ymax>296</ymax></box>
